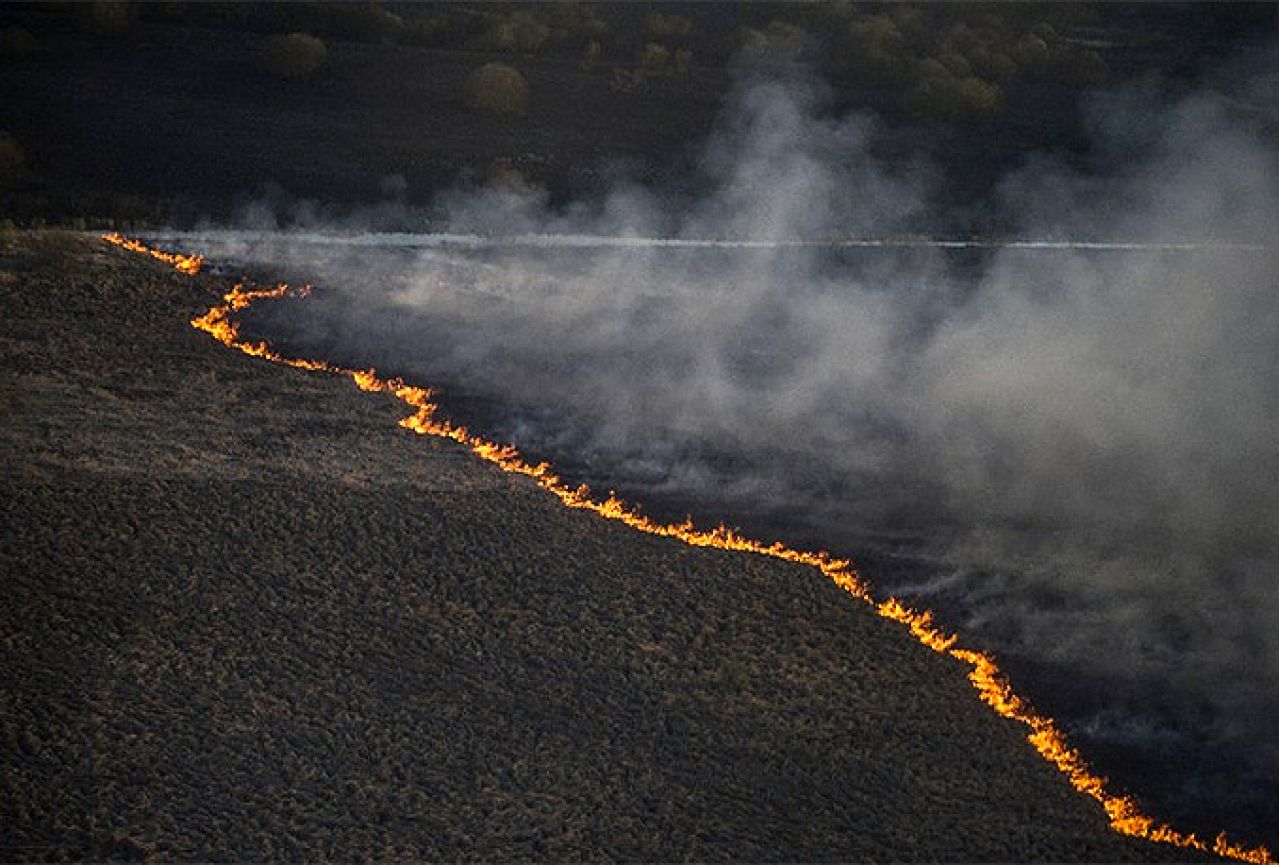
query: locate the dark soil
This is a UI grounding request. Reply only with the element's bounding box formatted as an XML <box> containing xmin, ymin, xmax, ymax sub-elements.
<box><xmin>0</xmin><ymin>232</ymin><xmax>1222</xmax><ymax>861</ymax></box>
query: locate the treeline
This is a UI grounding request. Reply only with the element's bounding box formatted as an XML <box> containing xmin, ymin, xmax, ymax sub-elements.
<box><xmin>3</xmin><ymin>1</ymin><xmax>1275</xmax><ymax>121</ymax></box>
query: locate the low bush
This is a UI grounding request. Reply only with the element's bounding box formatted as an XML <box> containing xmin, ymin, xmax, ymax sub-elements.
<box><xmin>938</xmin><ymin>52</ymin><xmax>972</xmax><ymax>79</ymax></box>
<box><xmin>484</xmin><ymin>157</ymin><xmax>541</xmax><ymax>195</ymax></box>
<box><xmin>764</xmin><ymin>21</ymin><xmax>806</xmax><ymax>59</ymax></box>
<box><xmin>637</xmin><ymin>42</ymin><xmax>669</xmax><ymax>75</ymax></box>
<box><xmin>547</xmin><ymin>1</ymin><xmax>609</xmax><ymax>51</ymax></box>
<box><xmin>465</xmin><ymin>62</ymin><xmax>528</xmax><ymax>115</ymax></box>
<box><xmin>260</xmin><ymin>33</ymin><xmax>327</xmax><ymax>80</ymax></box>
<box><xmin>848</xmin><ymin>14</ymin><xmax>903</xmax><ymax>57</ymax></box>
<box><xmin>955</xmin><ymin>76</ymin><xmax>1002</xmax><ymax>116</ymax></box>
<box><xmin>831</xmin><ymin>6</ymin><xmax>1112</xmax><ymax>115</ymax></box>
<box><xmin>738</xmin><ymin>21</ymin><xmax>806</xmax><ymax>63</ymax></box>
<box><xmin>967</xmin><ymin>47</ymin><xmax>1018</xmax><ymax>82</ymax></box>
<box><xmin>478</xmin><ymin>10</ymin><xmax>548</xmax><ymax>54</ymax></box>
<box><xmin>1012</xmin><ymin>34</ymin><xmax>1050</xmax><ymax>74</ymax></box>
<box><xmin>908</xmin><ymin>69</ymin><xmax>1002</xmax><ymax>119</ymax></box>
<box><xmin>609</xmin><ymin>67</ymin><xmax>645</xmax><ymax>94</ymax></box>
<box><xmin>1030</xmin><ymin>22</ymin><xmax>1059</xmax><ymax>43</ymax></box>
<box><xmin>406</xmin><ymin>11</ymin><xmax>453</xmax><ymax>47</ymax></box>
<box><xmin>644</xmin><ymin>12</ymin><xmax>693</xmax><ymax>43</ymax></box>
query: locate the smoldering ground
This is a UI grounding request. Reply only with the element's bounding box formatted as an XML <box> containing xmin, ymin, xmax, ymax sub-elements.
<box><xmin>158</xmin><ymin>54</ymin><xmax>1278</xmax><ymax>844</ymax></box>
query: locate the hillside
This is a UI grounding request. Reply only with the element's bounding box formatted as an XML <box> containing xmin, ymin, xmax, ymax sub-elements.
<box><xmin>0</xmin><ymin>230</ymin><xmax>1208</xmax><ymax>860</ymax></box>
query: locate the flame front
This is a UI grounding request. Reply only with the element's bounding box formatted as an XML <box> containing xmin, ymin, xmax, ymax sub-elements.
<box><xmin>105</xmin><ymin>233</ymin><xmax>1273</xmax><ymax>865</ymax></box>
<box><xmin>103</xmin><ymin>231</ymin><xmax>204</xmax><ymax>275</ymax></box>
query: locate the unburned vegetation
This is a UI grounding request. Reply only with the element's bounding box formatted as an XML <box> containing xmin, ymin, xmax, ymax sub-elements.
<box><xmin>465</xmin><ymin>62</ymin><xmax>529</xmax><ymax>116</ymax></box>
<box><xmin>0</xmin><ymin>1</ymin><xmax>1270</xmax><ymax>228</ymax></box>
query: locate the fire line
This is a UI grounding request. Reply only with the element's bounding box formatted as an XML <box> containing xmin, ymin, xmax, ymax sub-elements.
<box><xmin>103</xmin><ymin>232</ymin><xmax>1273</xmax><ymax>865</ymax></box>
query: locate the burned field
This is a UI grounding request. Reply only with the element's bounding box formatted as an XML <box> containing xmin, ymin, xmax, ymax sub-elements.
<box><xmin>0</xmin><ymin>231</ymin><xmax>1212</xmax><ymax>860</ymax></box>
<box><xmin>2</xmin><ymin>2</ymin><xmax>1276</xmax><ymax>860</ymax></box>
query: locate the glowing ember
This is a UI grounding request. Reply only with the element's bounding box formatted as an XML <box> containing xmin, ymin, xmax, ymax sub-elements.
<box><xmin>104</xmin><ymin>232</ymin><xmax>1274</xmax><ymax>865</ymax></box>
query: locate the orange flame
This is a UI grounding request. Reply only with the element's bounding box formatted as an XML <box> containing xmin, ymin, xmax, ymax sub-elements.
<box><xmin>102</xmin><ymin>231</ymin><xmax>205</xmax><ymax>275</ymax></box>
<box><xmin>104</xmin><ymin>233</ymin><xmax>1274</xmax><ymax>865</ymax></box>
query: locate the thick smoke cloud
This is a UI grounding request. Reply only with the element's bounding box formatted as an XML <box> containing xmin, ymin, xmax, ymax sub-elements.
<box><xmin>175</xmin><ymin>49</ymin><xmax>1277</xmax><ymax>837</ymax></box>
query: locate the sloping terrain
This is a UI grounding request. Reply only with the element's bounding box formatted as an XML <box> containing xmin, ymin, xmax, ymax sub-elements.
<box><xmin>0</xmin><ymin>231</ymin><xmax>1203</xmax><ymax>861</ymax></box>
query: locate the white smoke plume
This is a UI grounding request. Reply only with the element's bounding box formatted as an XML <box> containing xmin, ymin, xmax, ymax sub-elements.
<box><xmin>159</xmin><ymin>46</ymin><xmax>1278</xmax><ymax>840</ymax></box>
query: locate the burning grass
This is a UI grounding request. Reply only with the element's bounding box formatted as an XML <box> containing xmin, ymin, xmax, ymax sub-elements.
<box><xmin>107</xmin><ymin>233</ymin><xmax>1271</xmax><ymax>864</ymax></box>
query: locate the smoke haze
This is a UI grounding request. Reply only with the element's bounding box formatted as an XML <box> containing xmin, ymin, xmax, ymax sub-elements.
<box><xmin>164</xmin><ymin>49</ymin><xmax>1278</xmax><ymax>843</ymax></box>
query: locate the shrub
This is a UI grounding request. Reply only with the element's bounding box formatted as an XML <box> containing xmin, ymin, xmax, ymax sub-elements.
<box><xmin>485</xmin><ymin>157</ymin><xmax>540</xmax><ymax>194</ymax></box>
<box><xmin>0</xmin><ymin>25</ymin><xmax>36</xmax><ymax>60</ymax></box>
<box><xmin>887</xmin><ymin>5</ymin><xmax>926</xmax><ymax>40</ymax></box>
<box><xmin>479</xmin><ymin>11</ymin><xmax>548</xmax><ymax>53</ymax></box>
<box><xmin>848</xmin><ymin>14</ymin><xmax>902</xmax><ymax>55</ymax></box>
<box><xmin>0</xmin><ymin>134</ymin><xmax>25</xmax><ymax>187</ymax></box>
<box><xmin>550</xmin><ymin>0</ymin><xmax>609</xmax><ymax>48</ymax></box>
<box><xmin>261</xmin><ymin>32</ymin><xmax>327</xmax><ymax>80</ymax></box>
<box><xmin>644</xmin><ymin>12</ymin><xmax>692</xmax><ymax>43</ymax></box>
<box><xmin>609</xmin><ymin>67</ymin><xmax>645</xmax><ymax>94</ymax></box>
<box><xmin>407</xmin><ymin>11</ymin><xmax>453</xmax><ymax>47</ymax></box>
<box><xmin>967</xmin><ymin>47</ymin><xmax>1017</xmax><ymax>82</ymax></box>
<box><xmin>823</xmin><ymin>0</ymin><xmax>855</xmax><ymax>23</ymax></box>
<box><xmin>1030</xmin><ymin>22</ymin><xmax>1059</xmax><ymax>43</ymax></box>
<box><xmin>915</xmin><ymin>57</ymin><xmax>950</xmax><ymax>81</ymax></box>
<box><xmin>955</xmin><ymin>76</ymin><xmax>1002</xmax><ymax>117</ymax></box>
<box><xmin>581</xmin><ymin>39</ymin><xmax>601</xmax><ymax>69</ymax></box>
<box><xmin>637</xmin><ymin>42</ymin><xmax>669</xmax><ymax>74</ymax></box>
<box><xmin>843</xmin><ymin>13</ymin><xmax>906</xmax><ymax>81</ymax></box>
<box><xmin>941</xmin><ymin>22</ymin><xmax>980</xmax><ymax>55</ymax></box>
<box><xmin>908</xmin><ymin>70</ymin><xmax>1001</xmax><ymax>119</ymax></box>
<box><xmin>737</xmin><ymin>27</ymin><xmax>769</xmax><ymax>63</ymax></box>
<box><xmin>1012</xmin><ymin>34</ymin><xmax>1050</xmax><ymax>73</ymax></box>
<box><xmin>738</xmin><ymin>20</ymin><xmax>806</xmax><ymax>63</ymax></box>
<box><xmin>845</xmin><ymin>45</ymin><xmax>909</xmax><ymax>86</ymax></box>
<box><xmin>938</xmin><ymin>51</ymin><xmax>972</xmax><ymax>79</ymax></box>
<box><xmin>764</xmin><ymin>21</ymin><xmax>806</xmax><ymax>59</ymax></box>
<box><xmin>466</xmin><ymin>62</ymin><xmax>528</xmax><ymax>115</ymax></box>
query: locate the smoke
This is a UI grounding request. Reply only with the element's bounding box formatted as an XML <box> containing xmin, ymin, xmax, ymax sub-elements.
<box><xmin>922</xmin><ymin>87</ymin><xmax>1279</xmax><ymax>700</ymax></box>
<box><xmin>169</xmin><ymin>48</ymin><xmax>1277</xmax><ymax>839</ymax></box>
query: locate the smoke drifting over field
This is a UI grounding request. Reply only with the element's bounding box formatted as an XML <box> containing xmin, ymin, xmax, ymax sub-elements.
<box><xmin>168</xmin><ymin>52</ymin><xmax>1277</xmax><ymax>841</ymax></box>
